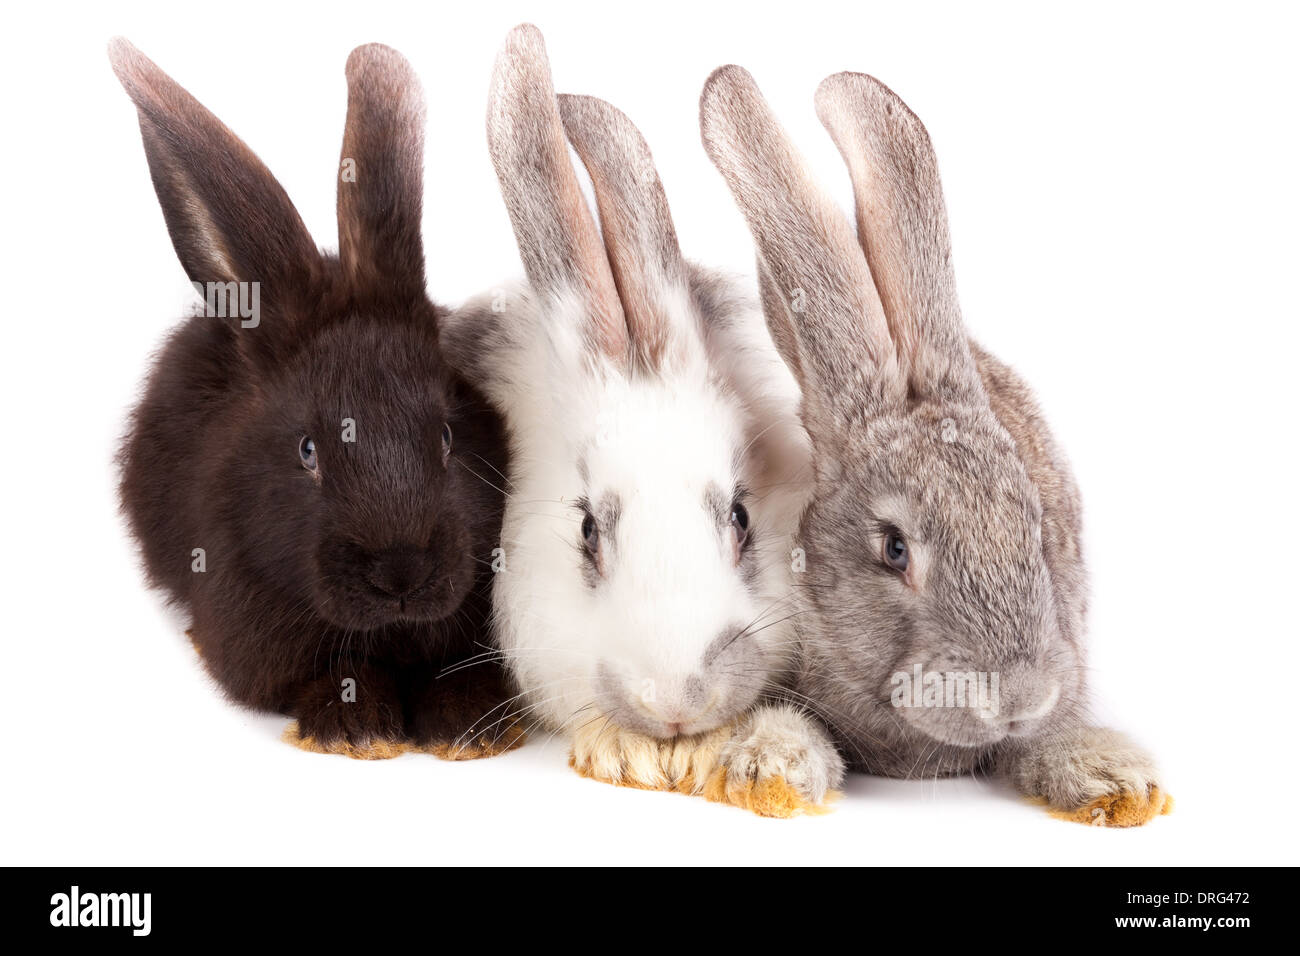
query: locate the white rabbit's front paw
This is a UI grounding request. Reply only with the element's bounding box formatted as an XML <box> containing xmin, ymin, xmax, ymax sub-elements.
<box><xmin>569</xmin><ymin>717</ymin><xmax>731</xmax><ymax>793</ymax></box>
<box><xmin>706</xmin><ymin>703</ymin><xmax>844</xmax><ymax>817</ymax></box>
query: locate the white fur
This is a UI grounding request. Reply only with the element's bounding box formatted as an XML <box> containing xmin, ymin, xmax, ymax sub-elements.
<box><xmin>454</xmin><ymin>277</ymin><xmax>812</xmax><ymax>738</ymax></box>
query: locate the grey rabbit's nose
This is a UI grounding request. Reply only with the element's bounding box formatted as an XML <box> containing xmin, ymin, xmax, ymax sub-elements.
<box><xmin>998</xmin><ymin>681</ymin><xmax>1061</xmax><ymax>733</ymax></box>
<box><xmin>365</xmin><ymin>548</ymin><xmax>434</xmax><ymax>598</ymax></box>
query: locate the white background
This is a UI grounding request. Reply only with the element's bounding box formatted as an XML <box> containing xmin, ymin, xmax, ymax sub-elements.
<box><xmin>2</xmin><ymin>0</ymin><xmax>1297</xmax><ymax>865</ymax></box>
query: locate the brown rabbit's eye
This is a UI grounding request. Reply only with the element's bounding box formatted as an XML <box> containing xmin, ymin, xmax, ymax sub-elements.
<box><xmin>883</xmin><ymin>533</ymin><xmax>909</xmax><ymax>573</ymax></box>
<box><xmin>581</xmin><ymin>513</ymin><xmax>599</xmax><ymax>554</ymax></box>
<box><xmin>441</xmin><ymin>422</ymin><xmax>453</xmax><ymax>461</ymax></box>
<box><xmin>731</xmin><ymin>502</ymin><xmax>750</xmax><ymax>548</ymax></box>
<box><xmin>299</xmin><ymin>436</ymin><xmax>318</xmax><ymax>471</ymax></box>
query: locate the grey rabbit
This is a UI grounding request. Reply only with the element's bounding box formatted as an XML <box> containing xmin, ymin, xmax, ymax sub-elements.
<box><xmin>690</xmin><ymin>66</ymin><xmax>1171</xmax><ymax>825</ymax></box>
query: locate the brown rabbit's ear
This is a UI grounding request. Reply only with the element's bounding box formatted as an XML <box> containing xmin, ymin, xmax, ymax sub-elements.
<box><xmin>108</xmin><ymin>38</ymin><xmax>320</xmax><ymax>299</ymax></box>
<box><xmin>816</xmin><ymin>72</ymin><xmax>983</xmax><ymax>405</ymax></box>
<box><xmin>487</xmin><ymin>25</ymin><xmax>627</xmax><ymax>365</ymax></box>
<box><xmin>558</xmin><ymin>93</ymin><xmax>690</xmax><ymax>372</ymax></box>
<box><xmin>337</xmin><ymin>44</ymin><xmax>427</xmax><ymax>300</ymax></box>
<box><xmin>701</xmin><ymin>65</ymin><xmax>901</xmax><ymax>429</ymax></box>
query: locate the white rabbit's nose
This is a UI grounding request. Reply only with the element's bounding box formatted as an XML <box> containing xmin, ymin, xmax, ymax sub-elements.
<box><xmin>640</xmin><ymin>700</ymin><xmax>698</xmax><ymax>734</ymax></box>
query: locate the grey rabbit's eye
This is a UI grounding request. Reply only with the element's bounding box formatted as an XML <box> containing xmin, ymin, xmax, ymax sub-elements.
<box><xmin>299</xmin><ymin>436</ymin><xmax>318</xmax><ymax>472</ymax></box>
<box><xmin>581</xmin><ymin>512</ymin><xmax>599</xmax><ymax>555</ymax></box>
<box><xmin>883</xmin><ymin>532</ymin><xmax>909</xmax><ymax>573</ymax></box>
<box><xmin>731</xmin><ymin>501</ymin><xmax>750</xmax><ymax>548</ymax></box>
<box><xmin>441</xmin><ymin>422</ymin><xmax>453</xmax><ymax>461</ymax></box>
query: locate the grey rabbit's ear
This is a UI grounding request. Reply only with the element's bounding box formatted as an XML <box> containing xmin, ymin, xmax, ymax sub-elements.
<box><xmin>486</xmin><ymin>24</ymin><xmax>627</xmax><ymax>364</ymax></box>
<box><xmin>558</xmin><ymin>93</ymin><xmax>690</xmax><ymax>372</ymax></box>
<box><xmin>755</xmin><ymin>255</ymin><xmax>806</xmax><ymax>394</ymax></box>
<box><xmin>700</xmin><ymin>65</ymin><xmax>901</xmax><ymax>431</ymax></box>
<box><xmin>816</xmin><ymin>72</ymin><xmax>983</xmax><ymax>405</ymax></box>
<box><xmin>337</xmin><ymin>44</ymin><xmax>427</xmax><ymax>301</ymax></box>
<box><xmin>107</xmin><ymin>38</ymin><xmax>320</xmax><ymax>297</ymax></box>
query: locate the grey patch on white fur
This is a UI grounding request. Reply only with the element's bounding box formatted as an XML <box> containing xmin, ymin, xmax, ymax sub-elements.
<box><xmin>704</xmin><ymin>482</ymin><xmax>730</xmax><ymax>527</ymax></box>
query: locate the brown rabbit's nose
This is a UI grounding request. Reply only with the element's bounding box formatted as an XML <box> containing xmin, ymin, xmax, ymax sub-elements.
<box><xmin>365</xmin><ymin>548</ymin><xmax>434</xmax><ymax>598</ymax></box>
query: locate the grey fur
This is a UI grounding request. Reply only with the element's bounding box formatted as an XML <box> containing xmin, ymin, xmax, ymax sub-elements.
<box><xmin>720</xmin><ymin>703</ymin><xmax>846</xmax><ymax>804</ymax></box>
<box><xmin>701</xmin><ymin>67</ymin><xmax>1164</xmax><ymax>813</ymax></box>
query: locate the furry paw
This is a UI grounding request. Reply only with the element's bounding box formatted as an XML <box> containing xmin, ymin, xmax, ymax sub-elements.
<box><xmin>288</xmin><ymin>668</ymin><xmax>407</xmax><ymax>758</ymax></box>
<box><xmin>1011</xmin><ymin>726</ymin><xmax>1173</xmax><ymax>827</ymax></box>
<box><xmin>705</xmin><ymin>704</ymin><xmax>844</xmax><ymax>818</ymax></box>
<box><xmin>282</xmin><ymin>721</ymin><xmax>410</xmax><ymax>760</ymax></box>
<box><xmin>416</xmin><ymin>721</ymin><xmax>528</xmax><ymax>761</ymax></box>
<box><xmin>1051</xmin><ymin>786</ymin><xmax>1175</xmax><ymax>827</ymax></box>
<box><xmin>569</xmin><ymin>718</ymin><xmax>731</xmax><ymax>792</ymax></box>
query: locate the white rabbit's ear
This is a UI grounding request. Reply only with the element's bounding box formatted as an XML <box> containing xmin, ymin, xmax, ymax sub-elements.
<box><xmin>816</xmin><ymin>72</ymin><xmax>983</xmax><ymax>405</ymax></box>
<box><xmin>558</xmin><ymin>94</ymin><xmax>691</xmax><ymax>372</ymax></box>
<box><xmin>487</xmin><ymin>25</ymin><xmax>627</xmax><ymax>364</ymax></box>
<box><xmin>337</xmin><ymin>44</ymin><xmax>427</xmax><ymax>301</ymax></box>
<box><xmin>701</xmin><ymin>65</ymin><xmax>901</xmax><ymax>429</ymax></box>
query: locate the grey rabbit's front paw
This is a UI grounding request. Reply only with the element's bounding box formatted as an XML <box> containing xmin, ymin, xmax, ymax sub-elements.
<box><xmin>1009</xmin><ymin>726</ymin><xmax>1174</xmax><ymax>827</ymax></box>
<box><xmin>705</xmin><ymin>703</ymin><xmax>845</xmax><ymax>817</ymax></box>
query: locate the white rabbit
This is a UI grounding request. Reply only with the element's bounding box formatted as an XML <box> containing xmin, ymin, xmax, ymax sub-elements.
<box><xmin>442</xmin><ymin>25</ymin><xmax>829</xmax><ymax>806</ymax></box>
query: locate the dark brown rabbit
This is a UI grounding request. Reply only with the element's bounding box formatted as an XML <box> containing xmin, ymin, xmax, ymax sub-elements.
<box><xmin>111</xmin><ymin>38</ymin><xmax>518</xmax><ymax>760</ymax></box>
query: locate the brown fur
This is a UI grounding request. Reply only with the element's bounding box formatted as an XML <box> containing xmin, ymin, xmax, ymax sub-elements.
<box><xmin>112</xmin><ymin>39</ymin><xmax>516</xmax><ymax>755</ymax></box>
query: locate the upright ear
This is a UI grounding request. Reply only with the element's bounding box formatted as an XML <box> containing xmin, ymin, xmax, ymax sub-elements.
<box><xmin>108</xmin><ymin>38</ymin><xmax>320</xmax><ymax>300</ymax></box>
<box><xmin>558</xmin><ymin>94</ymin><xmax>691</xmax><ymax>371</ymax></box>
<box><xmin>337</xmin><ymin>44</ymin><xmax>427</xmax><ymax>301</ymax></box>
<box><xmin>756</xmin><ymin>255</ymin><xmax>806</xmax><ymax>392</ymax></box>
<box><xmin>700</xmin><ymin>65</ymin><xmax>901</xmax><ymax>429</ymax></box>
<box><xmin>816</xmin><ymin>72</ymin><xmax>983</xmax><ymax>405</ymax></box>
<box><xmin>486</xmin><ymin>25</ymin><xmax>627</xmax><ymax>364</ymax></box>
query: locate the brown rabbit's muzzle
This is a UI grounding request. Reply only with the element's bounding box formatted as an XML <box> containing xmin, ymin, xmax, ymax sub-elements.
<box><xmin>313</xmin><ymin>533</ymin><xmax>476</xmax><ymax>631</ymax></box>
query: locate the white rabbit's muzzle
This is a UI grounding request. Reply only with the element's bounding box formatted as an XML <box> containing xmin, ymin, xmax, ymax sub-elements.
<box><xmin>593</xmin><ymin>621</ymin><xmax>767</xmax><ymax>738</ymax></box>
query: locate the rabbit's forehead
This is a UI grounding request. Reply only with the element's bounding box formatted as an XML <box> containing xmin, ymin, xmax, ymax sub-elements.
<box><xmin>290</xmin><ymin>323</ymin><xmax>448</xmax><ymax>414</ymax></box>
<box><xmin>580</xmin><ymin>377</ymin><xmax>743</xmax><ymax>485</ymax></box>
<box><xmin>853</xmin><ymin>412</ymin><xmax>1041</xmax><ymax>540</ymax></box>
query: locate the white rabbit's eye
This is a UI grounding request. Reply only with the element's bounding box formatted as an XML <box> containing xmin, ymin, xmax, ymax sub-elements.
<box><xmin>883</xmin><ymin>533</ymin><xmax>909</xmax><ymax>573</ymax></box>
<box><xmin>441</xmin><ymin>422</ymin><xmax>453</xmax><ymax>462</ymax></box>
<box><xmin>299</xmin><ymin>436</ymin><xmax>318</xmax><ymax>472</ymax></box>
<box><xmin>581</xmin><ymin>513</ymin><xmax>600</xmax><ymax>554</ymax></box>
<box><xmin>731</xmin><ymin>502</ymin><xmax>750</xmax><ymax>548</ymax></box>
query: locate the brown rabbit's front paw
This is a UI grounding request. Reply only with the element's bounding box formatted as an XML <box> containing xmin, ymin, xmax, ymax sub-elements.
<box><xmin>287</xmin><ymin>670</ymin><xmax>408</xmax><ymax>760</ymax></box>
<box><xmin>416</xmin><ymin>721</ymin><xmax>528</xmax><ymax>761</ymax></box>
<box><xmin>283</xmin><ymin>721</ymin><xmax>410</xmax><ymax>760</ymax></box>
<box><xmin>407</xmin><ymin>660</ymin><xmax>526</xmax><ymax>760</ymax></box>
